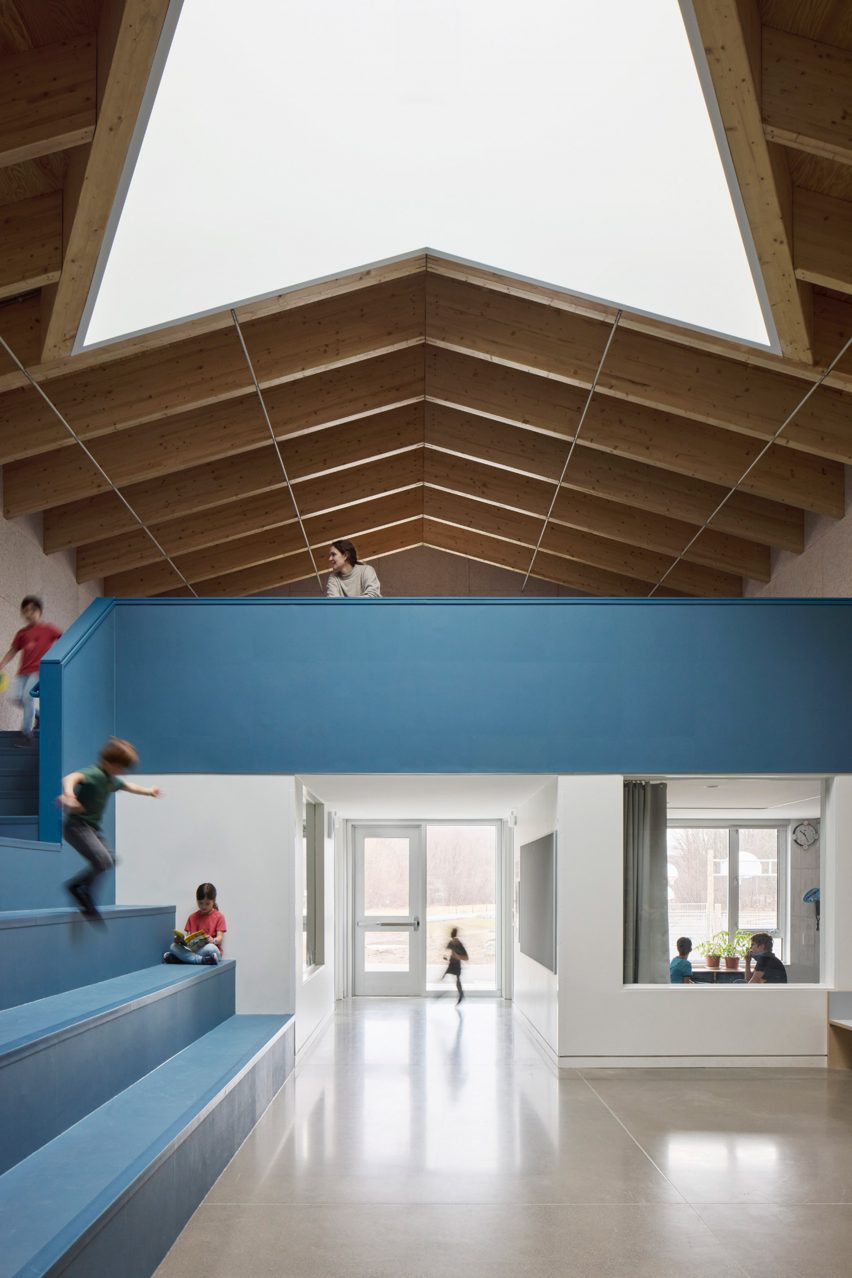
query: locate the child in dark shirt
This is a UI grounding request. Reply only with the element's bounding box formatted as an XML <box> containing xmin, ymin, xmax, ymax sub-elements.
<box><xmin>746</xmin><ymin>933</ymin><xmax>788</xmax><ymax>984</ymax></box>
<box><xmin>60</xmin><ymin>737</ymin><xmax>161</xmax><ymax>920</ymax></box>
<box><xmin>442</xmin><ymin>926</ymin><xmax>469</xmax><ymax>1004</ymax></box>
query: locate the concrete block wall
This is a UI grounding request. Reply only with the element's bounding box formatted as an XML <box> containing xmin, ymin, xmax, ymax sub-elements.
<box><xmin>789</xmin><ymin>820</ymin><xmax>821</xmax><ymax>983</ymax></box>
<box><xmin>0</xmin><ymin>497</ymin><xmax>101</xmax><ymax>732</ymax></box>
<box><xmin>746</xmin><ymin>464</ymin><xmax>852</xmax><ymax>598</ymax></box>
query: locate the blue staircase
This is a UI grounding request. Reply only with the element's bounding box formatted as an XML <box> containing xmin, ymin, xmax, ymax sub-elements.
<box><xmin>0</xmin><ymin>752</ymin><xmax>295</xmax><ymax>1278</ymax></box>
<box><xmin>0</xmin><ymin>730</ymin><xmax>39</xmax><ymax>842</ymax></box>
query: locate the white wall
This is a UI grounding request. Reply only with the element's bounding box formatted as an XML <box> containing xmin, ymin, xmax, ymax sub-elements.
<box><xmin>0</xmin><ymin>502</ymin><xmax>101</xmax><ymax>730</ymax></box>
<box><xmin>556</xmin><ymin>775</ymin><xmax>828</xmax><ymax>1065</ymax></box>
<box><xmin>115</xmin><ymin>775</ymin><xmax>296</xmax><ymax>1015</ymax></box>
<box><xmin>823</xmin><ymin>777</ymin><xmax>852</xmax><ymax>991</ymax></box>
<box><xmin>746</xmin><ymin>464</ymin><xmax>852</xmax><ymax>597</ymax></box>
<box><xmin>293</xmin><ymin>782</ymin><xmax>336</xmax><ymax>1053</ymax></box>
<box><xmin>513</xmin><ymin>779</ymin><xmax>559</xmax><ymax>1057</ymax></box>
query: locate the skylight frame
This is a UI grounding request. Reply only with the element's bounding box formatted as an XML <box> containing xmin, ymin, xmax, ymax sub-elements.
<box><xmin>75</xmin><ymin>0</ymin><xmax>780</xmax><ymax>356</ymax></box>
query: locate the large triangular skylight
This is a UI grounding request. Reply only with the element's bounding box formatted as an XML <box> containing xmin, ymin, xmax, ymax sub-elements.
<box><xmin>79</xmin><ymin>0</ymin><xmax>775</xmax><ymax>350</ymax></box>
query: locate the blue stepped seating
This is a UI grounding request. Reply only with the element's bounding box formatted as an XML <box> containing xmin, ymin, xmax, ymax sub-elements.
<box><xmin>0</xmin><ymin>834</ymin><xmax>67</xmax><ymax>910</ymax></box>
<box><xmin>0</xmin><ymin>817</ymin><xmax>39</xmax><ymax>843</ymax></box>
<box><xmin>0</xmin><ymin>960</ymin><xmax>236</xmax><ymax>1174</ymax></box>
<box><xmin>0</xmin><ymin>729</ymin><xmax>40</xmax><ymax>846</ymax></box>
<box><xmin>0</xmin><ymin>905</ymin><xmax>176</xmax><ymax>1010</ymax></box>
<box><xmin>0</xmin><ymin>1012</ymin><xmax>294</xmax><ymax>1278</ymax></box>
<box><xmin>0</xmin><ymin>723</ymin><xmax>295</xmax><ymax>1277</ymax></box>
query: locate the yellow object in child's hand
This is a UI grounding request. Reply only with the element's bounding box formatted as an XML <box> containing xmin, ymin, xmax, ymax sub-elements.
<box><xmin>173</xmin><ymin>929</ymin><xmax>208</xmax><ymax>952</ymax></box>
<box><xmin>0</xmin><ymin>672</ymin><xmax>8</xmax><ymax>693</ymax></box>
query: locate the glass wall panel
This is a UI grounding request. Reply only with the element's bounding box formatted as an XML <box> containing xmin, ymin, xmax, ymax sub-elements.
<box><xmin>738</xmin><ymin>827</ymin><xmax>779</xmax><ymax>935</ymax></box>
<box><xmin>426</xmin><ymin>824</ymin><xmax>497</xmax><ymax>991</ymax></box>
<box><xmin>363</xmin><ymin>837</ymin><xmax>409</xmax><ymax>915</ymax></box>
<box><xmin>364</xmin><ymin>931</ymin><xmax>410</xmax><ymax>972</ymax></box>
<box><xmin>667</xmin><ymin>826</ymin><xmax>729</xmax><ymax>961</ymax></box>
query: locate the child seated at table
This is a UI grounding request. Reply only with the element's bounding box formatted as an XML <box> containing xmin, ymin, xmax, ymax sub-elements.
<box><xmin>669</xmin><ymin>936</ymin><xmax>694</xmax><ymax>984</ymax></box>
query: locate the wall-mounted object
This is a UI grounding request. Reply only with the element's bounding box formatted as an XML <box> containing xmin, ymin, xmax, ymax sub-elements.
<box><xmin>519</xmin><ymin>832</ymin><xmax>557</xmax><ymax>973</ymax></box>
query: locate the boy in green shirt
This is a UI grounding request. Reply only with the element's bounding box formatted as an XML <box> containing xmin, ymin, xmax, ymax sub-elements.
<box><xmin>60</xmin><ymin>737</ymin><xmax>161</xmax><ymax>920</ymax></box>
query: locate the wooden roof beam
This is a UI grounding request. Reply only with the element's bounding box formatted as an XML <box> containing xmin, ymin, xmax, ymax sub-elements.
<box><xmin>423</xmin><ymin>449</ymin><xmax>770</xmax><ymax>582</ymax></box>
<box><xmin>426</xmin><ymin>346</ymin><xmax>844</xmax><ymax>516</ymax></box>
<box><xmin>104</xmin><ymin>487</ymin><xmax>424</xmax><ymax>596</ymax></box>
<box><xmin>422</xmin><ymin>489</ymin><xmax>741</xmax><ymax>597</ymax></box>
<box><xmin>422</xmin><ymin>520</ymin><xmax>683</xmax><ymax>598</ymax></box>
<box><xmin>42</xmin><ymin>403</ymin><xmax>425</xmax><ymax>554</ymax></box>
<box><xmin>1</xmin><ymin>355</ymin><xmax>424</xmax><ymax>513</ymax></box>
<box><xmin>39</xmin><ymin>0</ymin><xmax>171</xmax><ymax>361</ymax></box>
<box><xmin>0</xmin><ymin>192</ymin><xmax>61</xmax><ymax>300</ymax></box>
<box><xmin>0</xmin><ymin>37</ymin><xmax>96</xmax><ymax>167</ymax></box>
<box><xmin>0</xmin><ymin>254</ymin><xmax>428</xmax><ymax>394</ymax></box>
<box><xmin>162</xmin><ymin>520</ymin><xmax>425</xmax><ymax>598</ymax></box>
<box><xmin>425</xmin><ymin>403</ymin><xmax>803</xmax><ymax>553</ymax></box>
<box><xmin>0</xmin><ymin>278</ymin><xmax>425</xmax><ymax>464</ymax></box>
<box><xmin>76</xmin><ymin>448</ymin><xmax>425</xmax><ymax>581</ymax></box>
<box><xmin>691</xmin><ymin>0</ymin><xmax>814</xmax><ymax>363</ymax></box>
<box><xmin>3</xmin><ymin>350</ymin><xmax>425</xmax><ymax>517</ymax></box>
<box><xmin>427</xmin><ymin>274</ymin><xmax>850</xmax><ymax>464</ymax></box>
<box><xmin>794</xmin><ymin>188</ymin><xmax>852</xmax><ymax>295</ymax></box>
<box><xmin>762</xmin><ymin>26</ymin><xmax>852</xmax><ymax>167</ymax></box>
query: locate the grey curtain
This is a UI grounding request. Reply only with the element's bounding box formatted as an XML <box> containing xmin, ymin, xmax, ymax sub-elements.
<box><xmin>623</xmin><ymin>780</ymin><xmax>668</xmax><ymax>983</ymax></box>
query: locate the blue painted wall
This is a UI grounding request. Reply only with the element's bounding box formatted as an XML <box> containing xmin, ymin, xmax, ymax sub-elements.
<box><xmin>38</xmin><ymin>599</ymin><xmax>116</xmax><ymax>894</ymax></box>
<box><xmin>96</xmin><ymin>597</ymin><xmax>852</xmax><ymax>774</ymax></box>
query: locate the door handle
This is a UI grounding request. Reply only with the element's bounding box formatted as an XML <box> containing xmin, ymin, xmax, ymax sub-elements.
<box><xmin>357</xmin><ymin>918</ymin><xmax>420</xmax><ymax>929</ymax></box>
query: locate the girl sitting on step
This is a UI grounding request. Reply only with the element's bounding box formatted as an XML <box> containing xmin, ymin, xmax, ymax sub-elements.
<box><xmin>164</xmin><ymin>883</ymin><xmax>226</xmax><ymax>966</ymax></box>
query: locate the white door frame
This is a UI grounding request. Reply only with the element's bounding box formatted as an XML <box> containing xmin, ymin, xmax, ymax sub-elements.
<box><xmin>338</xmin><ymin>817</ymin><xmax>508</xmax><ymax>999</ymax></box>
<box><xmin>352</xmin><ymin>823</ymin><xmax>424</xmax><ymax>996</ymax></box>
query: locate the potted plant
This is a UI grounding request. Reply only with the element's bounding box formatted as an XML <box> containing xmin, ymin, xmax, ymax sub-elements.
<box><xmin>709</xmin><ymin>929</ymin><xmax>754</xmax><ymax>969</ymax></box>
<box><xmin>721</xmin><ymin>934</ymin><xmax>740</xmax><ymax>970</ymax></box>
<box><xmin>696</xmin><ymin>936</ymin><xmax>723</xmax><ymax>969</ymax></box>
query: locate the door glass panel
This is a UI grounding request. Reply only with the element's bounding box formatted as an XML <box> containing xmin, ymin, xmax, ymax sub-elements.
<box><xmin>426</xmin><ymin>824</ymin><xmax>497</xmax><ymax>991</ymax></box>
<box><xmin>738</xmin><ymin>827</ymin><xmax>779</xmax><ymax>934</ymax></box>
<box><xmin>364</xmin><ymin>931</ymin><xmax>410</xmax><ymax>972</ymax></box>
<box><xmin>363</xmin><ymin>837</ymin><xmax>410</xmax><ymax>915</ymax></box>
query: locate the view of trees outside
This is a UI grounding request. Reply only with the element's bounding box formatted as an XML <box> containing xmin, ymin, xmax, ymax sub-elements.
<box><xmin>363</xmin><ymin>838</ymin><xmax>409</xmax><ymax>914</ymax></box>
<box><xmin>666</xmin><ymin>826</ymin><xmax>780</xmax><ymax>961</ymax></box>
<box><xmin>738</xmin><ymin>827</ymin><xmax>779</xmax><ymax>931</ymax></box>
<box><xmin>426</xmin><ymin>825</ymin><xmax>496</xmax><ymax>990</ymax></box>
<box><xmin>359</xmin><ymin>827</ymin><xmax>498</xmax><ymax>988</ymax></box>
<box><xmin>666</xmin><ymin>827</ymin><xmax>728</xmax><ymax>958</ymax></box>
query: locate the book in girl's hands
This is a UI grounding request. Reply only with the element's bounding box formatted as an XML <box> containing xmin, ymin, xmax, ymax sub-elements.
<box><xmin>173</xmin><ymin>929</ymin><xmax>208</xmax><ymax>952</ymax></box>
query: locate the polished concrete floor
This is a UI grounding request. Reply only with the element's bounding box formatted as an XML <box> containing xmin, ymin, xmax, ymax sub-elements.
<box><xmin>156</xmin><ymin>1000</ymin><xmax>852</xmax><ymax>1277</ymax></box>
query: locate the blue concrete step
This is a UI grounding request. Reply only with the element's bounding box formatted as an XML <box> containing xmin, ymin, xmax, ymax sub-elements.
<box><xmin>0</xmin><ymin>817</ymin><xmax>39</xmax><ymax>844</ymax></box>
<box><xmin>0</xmin><ymin>753</ymin><xmax>39</xmax><ymax>778</ymax></box>
<box><xmin>0</xmin><ymin>905</ymin><xmax>176</xmax><ymax>1010</ymax></box>
<box><xmin>0</xmin><ymin>1013</ymin><xmax>294</xmax><ymax>1278</ymax></box>
<box><xmin>0</xmin><ymin>792</ymin><xmax>38</xmax><ymax>815</ymax></box>
<box><xmin>0</xmin><ymin>730</ymin><xmax>37</xmax><ymax>748</ymax></box>
<box><xmin>0</xmin><ymin>960</ymin><xmax>236</xmax><ymax>1174</ymax></box>
<box><xmin>0</xmin><ymin>835</ymin><xmax>65</xmax><ymax>911</ymax></box>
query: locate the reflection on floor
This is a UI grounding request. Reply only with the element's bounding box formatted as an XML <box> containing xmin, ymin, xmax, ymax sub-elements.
<box><xmin>155</xmin><ymin>999</ymin><xmax>852</xmax><ymax>1278</ymax></box>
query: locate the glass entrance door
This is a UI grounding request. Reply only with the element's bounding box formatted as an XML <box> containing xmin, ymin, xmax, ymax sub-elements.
<box><xmin>353</xmin><ymin>825</ymin><xmax>424</xmax><ymax>995</ymax></box>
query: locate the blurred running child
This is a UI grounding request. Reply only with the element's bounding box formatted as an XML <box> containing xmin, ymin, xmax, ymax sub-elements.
<box><xmin>164</xmin><ymin>883</ymin><xmax>226</xmax><ymax>965</ymax></box>
<box><xmin>60</xmin><ymin>737</ymin><xmax>161</xmax><ymax>920</ymax></box>
<box><xmin>0</xmin><ymin>596</ymin><xmax>62</xmax><ymax>743</ymax></box>
<box><xmin>443</xmin><ymin>926</ymin><xmax>469</xmax><ymax>1004</ymax></box>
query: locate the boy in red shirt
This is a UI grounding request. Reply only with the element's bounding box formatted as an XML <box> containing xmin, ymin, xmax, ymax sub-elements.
<box><xmin>0</xmin><ymin>596</ymin><xmax>62</xmax><ymax>743</ymax></box>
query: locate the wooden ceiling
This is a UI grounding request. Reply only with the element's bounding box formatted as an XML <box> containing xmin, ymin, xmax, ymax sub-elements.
<box><xmin>0</xmin><ymin>0</ymin><xmax>850</xmax><ymax>599</ymax></box>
